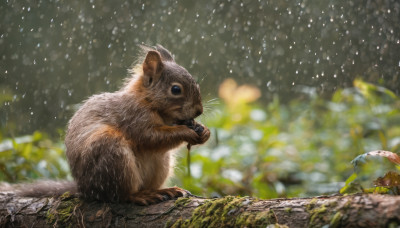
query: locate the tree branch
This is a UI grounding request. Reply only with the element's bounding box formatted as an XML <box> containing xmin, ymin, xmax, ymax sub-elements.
<box><xmin>1</xmin><ymin>192</ymin><xmax>400</xmax><ymax>227</ymax></box>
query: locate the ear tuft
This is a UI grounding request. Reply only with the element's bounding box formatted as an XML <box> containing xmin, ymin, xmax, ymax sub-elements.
<box><xmin>155</xmin><ymin>44</ymin><xmax>174</xmax><ymax>61</ymax></box>
<box><xmin>142</xmin><ymin>50</ymin><xmax>163</xmax><ymax>87</ymax></box>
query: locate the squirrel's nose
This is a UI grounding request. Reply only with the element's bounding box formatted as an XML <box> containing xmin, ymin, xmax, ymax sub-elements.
<box><xmin>194</xmin><ymin>106</ymin><xmax>203</xmax><ymax>118</ymax></box>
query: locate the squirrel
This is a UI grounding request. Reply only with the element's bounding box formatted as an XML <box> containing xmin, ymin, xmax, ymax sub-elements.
<box><xmin>13</xmin><ymin>45</ymin><xmax>210</xmax><ymax>205</ymax></box>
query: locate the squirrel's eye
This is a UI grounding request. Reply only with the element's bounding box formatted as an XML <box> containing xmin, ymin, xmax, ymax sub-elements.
<box><xmin>171</xmin><ymin>85</ymin><xmax>182</xmax><ymax>95</ymax></box>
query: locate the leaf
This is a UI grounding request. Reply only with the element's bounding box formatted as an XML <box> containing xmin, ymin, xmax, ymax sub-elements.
<box><xmin>363</xmin><ymin>186</ymin><xmax>390</xmax><ymax>194</ymax></box>
<box><xmin>354</xmin><ymin>79</ymin><xmax>398</xmax><ymax>100</ymax></box>
<box><xmin>373</xmin><ymin>171</ymin><xmax>400</xmax><ymax>187</ymax></box>
<box><xmin>366</xmin><ymin>150</ymin><xmax>400</xmax><ymax>165</ymax></box>
<box><xmin>339</xmin><ymin>173</ymin><xmax>360</xmax><ymax>194</ymax></box>
<box><xmin>344</xmin><ymin>172</ymin><xmax>358</xmax><ymax>185</ymax></box>
<box><xmin>218</xmin><ymin>78</ymin><xmax>261</xmax><ymax>107</ymax></box>
<box><xmin>351</xmin><ymin>150</ymin><xmax>400</xmax><ymax>170</ymax></box>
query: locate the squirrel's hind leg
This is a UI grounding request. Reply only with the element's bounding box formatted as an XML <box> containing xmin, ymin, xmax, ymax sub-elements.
<box><xmin>72</xmin><ymin>125</ymin><xmax>142</xmax><ymax>202</ymax></box>
<box><xmin>128</xmin><ymin>187</ymin><xmax>190</xmax><ymax>205</ymax></box>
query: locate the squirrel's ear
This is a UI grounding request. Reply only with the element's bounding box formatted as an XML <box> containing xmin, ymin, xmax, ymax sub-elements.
<box><xmin>142</xmin><ymin>50</ymin><xmax>163</xmax><ymax>87</ymax></box>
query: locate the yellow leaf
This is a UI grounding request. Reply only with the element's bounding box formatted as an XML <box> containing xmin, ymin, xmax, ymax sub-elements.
<box><xmin>366</xmin><ymin>150</ymin><xmax>400</xmax><ymax>165</ymax></box>
<box><xmin>218</xmin><ymin>78</ymin><xmax>261</xmax><ymax>107</ymax></box>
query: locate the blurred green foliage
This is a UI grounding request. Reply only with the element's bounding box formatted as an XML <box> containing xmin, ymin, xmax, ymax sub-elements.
<box><xmin>1</xmin><ymin>79</ymin><xmax>399</xmax><ymax>199</ymax></box>
<box><xmin>173</xmin><ymin>79</ymin><xmax>400</xmax><ymax>198</ymax></box>
<box><xmin>0</xmin><ymin>131</ymin><xmax>70</xmax><ymax>182</ymax></box>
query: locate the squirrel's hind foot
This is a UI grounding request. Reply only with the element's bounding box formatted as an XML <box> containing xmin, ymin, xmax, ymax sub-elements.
<box><xmin>128</xmin><ymin>187</ymin><xmax>190</xmax><ymax>205</ymax></box>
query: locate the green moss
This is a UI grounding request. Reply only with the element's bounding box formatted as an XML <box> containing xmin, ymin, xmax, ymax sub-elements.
<box><xmin>170</xmin><ymin>218</ymin><xmax>183</xmax><ymax>228</ymax></box>
<box><xmin>269</xmin><ymin>224</ymin><xmax>289</xmax><ymax>228</ymax></box>
<box><xmin>46</xmin><ymin>194</ymin><xmax>81</xmax><ymax>227</ymax></box>
<box><xmin>174</xmin><ymin>197</ymin><xmax>192</xmax><ymax>207</ymax></box>
<box><xmin>201</xmin><ymin>217</ymin><xmax>211</xmax><ymax>224</ymax></box>
<box><xmin>165</xmin><ymin>219</ymin><xmax>174</xmax><ymax>228</ymax></box>
<box><xmin>284</xmin><ymin>207</ymin><xmax>292</xmax><ymax>213</ymax></box>
<box><xmin>388</xmin><ymin>221</ymin><xmax>400</xmax><ymax>228</ymax></box>
<box><xmin>343</xmin><ymin>199</ymin><xmax>352</xmax><ymax>210</ymax></box>
<box><xmin>329</xmin><ymin>212</ymin><xmax>343</xmax><ymax>228</ymax></box>
<box><xmin>235</xmin><ymin>212</ymin><xmax>255</xmax><ymax>226</ymax></box>
<box><xmin>59</xmin><ymin>191</ymin><xmax>73</xmax><ymax>199</ymax></box>
<box><xmin>169</xmin><ymin>196</ymin><xmax>282</xmax><ymax>227</ymax></box>
<box><xmin>305</xmin><ymin>197</ymin><xmax>345</xmax><ymax>227</ymax></box>
<box><xmin>306</xmin><ymin>198</ymin><xmax>318</xmax><ymax>211</ymax></box>
<box><xmin>256</xmin><ymin>210</ymin><xmax>277</xmax><ymax>224</ymax></box>
<box><xmin>307</xmin><ymin>199</ymin><xmax>343</xmax><ymax>228</ymax></box>
<box><xmin>308</xmin><ymin>203</ymin><xmax>328</xmax><ymax>226</ymax></box>
<box><xmin>329</xmin><ymin>200</ymin><xmax>338</xmax><ymax>208</ymax></box>
<box><xmin>221</xmin><ymin>197</ymin><xmax>246</xmax><ymax>217</ymax></box>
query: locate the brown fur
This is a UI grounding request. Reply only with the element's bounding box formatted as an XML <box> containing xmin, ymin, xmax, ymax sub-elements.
<box><xmin>61</xmin><ymin>45</ymin><xmax>210</xmax><ymax>204</ymax></box>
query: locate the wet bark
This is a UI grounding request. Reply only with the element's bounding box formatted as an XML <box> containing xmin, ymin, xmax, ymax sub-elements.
<box><xmin>1</xmin><ymin>192</ymin><xmax>400</xmax><ymax>227</ymax></box>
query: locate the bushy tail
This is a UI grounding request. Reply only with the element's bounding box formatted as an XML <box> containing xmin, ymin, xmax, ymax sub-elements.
<box><xmin>1</xmin><ymin>180</ymin><xmax>79</xmax><ymax>198</ymax></box>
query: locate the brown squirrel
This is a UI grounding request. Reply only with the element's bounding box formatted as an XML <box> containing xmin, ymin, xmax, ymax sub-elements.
<box><xmin>15</xmin><ymin>45</ymin><xmax>210</xmax><ymax>205</ymax></box>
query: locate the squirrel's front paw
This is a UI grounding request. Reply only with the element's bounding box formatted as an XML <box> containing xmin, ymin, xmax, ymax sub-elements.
<box><xmin>181</xmin><ymin>120</ymin><xmax>210</xmax><ymax>145</ymax></box>
<box><xmin>196</xmin><ymin>124</ymin><xmax>210</xmax><ymax>144</ymax></box>
<box><xmin>185</xmin><ymin>129</ymin><xmax>203</xmax><ymax>145</ymax></box>
<box><xmin>188</xmin><ymin>123</ymin><xmax>210</xmax><ymax>145</ymax></box>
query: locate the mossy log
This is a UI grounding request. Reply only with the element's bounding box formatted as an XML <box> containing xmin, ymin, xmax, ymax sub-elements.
<box><xmin>1</xmin><ymin>192</ymin><xmax>400</xmax><ymax>227</ymax></box>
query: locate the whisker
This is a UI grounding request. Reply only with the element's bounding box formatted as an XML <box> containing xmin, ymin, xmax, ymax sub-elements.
<box><xmin>204</xmin><ymin>99</ymin><xmax>220</xmax><ymax>114</ymax></box>
<box><xmin>196</xmin><ymin>74</ymin><xmax>207</xmax><ymax>84</ymax></box>
<box><xmin>198</xmin><ymin>98</ymin><xmax>221</xmax><ymax>122</ymax></box>
<box><xmin>200</xmin><ymin>108</ymin><xmax>221</xmax><ymax>122</ymax></box>
<box><xmin>205</xmin><ymin>98</ymin><xmax>220</xmax><ymax>105</ymax></box>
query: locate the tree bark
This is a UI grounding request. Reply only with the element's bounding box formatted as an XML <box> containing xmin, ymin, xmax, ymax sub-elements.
<box><xmin>1</xmin><ymin>192</ymin><xmax>400</xmax><ymax>227</ymax></box>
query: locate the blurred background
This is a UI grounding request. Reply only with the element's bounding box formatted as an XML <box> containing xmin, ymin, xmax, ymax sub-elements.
<box><xmin>1</xmin><ymin>0</ymin><xmax>399</xmax><ymax>198</ymax></box>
